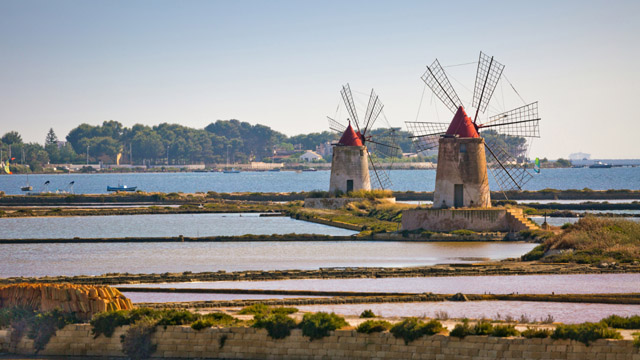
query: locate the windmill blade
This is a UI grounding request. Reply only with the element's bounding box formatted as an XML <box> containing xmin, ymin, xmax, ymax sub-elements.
<box><xmin>340</xmin><ymin>84</ymin><xmax>361</xmax><ymax>133</ymax></box>
<box><xmin>421</xmin><ymin>59</ymin><xmax>463</xmax><ymax>114</ymax></box>
<box><xmin>478</xmin><ymin>102</ymin><xmax>540</xmax><ymax>138</ymax></box>
<box><xmin>362</xmin><ymin>89</ymin><xmax>384</xmax><ymax>136</ymax></box>
<box><xmin>484</xmin><ymin>141</ymin><xmax>533</xmax><ymax>192</ymax></box>
<box><xmin>368</xmin><ymin>152</ymin><xmax>393</xmax><ymax>190</ymax></box>
<box><xmin>327</xmin><ymin>116</ymin><xmax>347</xmax><ymax>134</ymax></box>
<box><xmin>405</xmin><ymin>121</ymin><xmax>450</xmax><ymax>153</ymax></box>
<box><xmin>472</xmin><ymin>52</ymin><xmax>505</xmax><ymax>122</ymax></box>
<box><xmin>367</xmin><ymin>128</ymin><xmax>402</xmax><ymax>160</ymax></box>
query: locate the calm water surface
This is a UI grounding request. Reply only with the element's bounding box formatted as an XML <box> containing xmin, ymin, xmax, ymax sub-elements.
<box><xmin>0</xmin><ymin>241</ymin><xmax>535</xmax><ymax>277</ymax></box>
<box><xmin>123</xmin><ymin>293</ymin><xmax>323</xmax><ymax>303</ymax></box>
<box><xmin>2</xmin><ymin>167</ymin><xmax>640</xmax><ymax>195</ymax></box>
<box><xmin>0</xmin><ymin>213</ymin><xmax>356</xmax><ymax>239</ymax></box>
<box><xmin>531</xmin><ymin>216</ymin><xmax>640</xmax><ymax>226</ymax></box>
<box><xmin>125</xmin><ymin>274</ymin><xmax>640</xmax><ymax>295</ymax></box>
<box><xmin>297</xmin><ymin>301</ymin><xmax>640</xmax><ymax>324</ymax></box>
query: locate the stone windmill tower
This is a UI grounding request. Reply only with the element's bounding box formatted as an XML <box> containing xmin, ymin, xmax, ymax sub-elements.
<box><xmin>327</xmin><ymin>84</ymin><xmax>401</xmax><ymax>195</ymax></box>
<box><xmin>407</xmin><ymin>52</ymin><xmax>541</xmax><ymax>209</ymax></box>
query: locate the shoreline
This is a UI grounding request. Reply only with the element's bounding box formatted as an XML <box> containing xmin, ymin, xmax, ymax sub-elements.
<box><xmin>2</xmin><ymin>261</ymin><xmax>639</xmax><ymax>286</ymax></box>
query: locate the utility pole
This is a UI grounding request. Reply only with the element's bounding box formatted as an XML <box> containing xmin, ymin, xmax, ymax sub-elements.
<box><xmin>86</xmin><ymin>145</ymin><xmax>90</xmax><ymax>165</ymax></box>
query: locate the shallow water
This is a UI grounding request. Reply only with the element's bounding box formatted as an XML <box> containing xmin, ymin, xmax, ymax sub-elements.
<box><xmin>530</xmin><ymin>216</ymin><xmax>640</xmax><ymax>226</ymax></box>
<box><xmin>296</xmin><ymin>301</ymin><xmax>640</xmax><ymax>324</ymax></box>
<box><xmin>2</xmin><ymin>167</ymin><xmax>640</xmax><ymax>195</ymax></box>
<box><xmin>122</xmin><ymin>274</ymin><xmax>640</xmax><ymax>295</ymax></box>
<box><xmin>0</xmin><ymin>213</ymin><xmax>357</xmax><ymax>239</ymax></box>
<box><xmin>123</xmin><ymin>293</ymin><xmax>324</xmax><ymax>303</ymax></box>
<box><xmin>0</xmin><ymin>241</ymin><xmax>536</xmax><ymax>278</ymax></box>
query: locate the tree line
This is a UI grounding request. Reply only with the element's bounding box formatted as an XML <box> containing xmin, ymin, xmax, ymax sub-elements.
<box><xmin>0</xmin><ymin>120</ymin><xmax>418</xmax><ymax>171</ymax></box>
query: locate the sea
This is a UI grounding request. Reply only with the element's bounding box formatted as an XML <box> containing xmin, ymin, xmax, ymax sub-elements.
<box><xmin>1</xmin><ymin>167</ymin><xmax>640</xmax><ymax>195</ymax></box>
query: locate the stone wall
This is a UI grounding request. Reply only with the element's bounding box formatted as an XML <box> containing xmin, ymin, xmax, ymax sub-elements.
<box><xmin>1</xmin><ymin>324</ymin><xmax>639</xmax><ymax>359</ymax></box>
<box><xmin>402</xmin><ymin>208</ymin><xmax>511</xmax><ymax>232</ymax></box>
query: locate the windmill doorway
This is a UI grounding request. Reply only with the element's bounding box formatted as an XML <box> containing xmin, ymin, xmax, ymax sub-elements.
<box><xmin>346</xmin><ymin>180</ymin><xmax>354</xmax><ymax>193</ymax></box>
<box><xmin>454</xmin><ymin>184</ymin><xmax>464</xmax><ymax>208</ymax></box>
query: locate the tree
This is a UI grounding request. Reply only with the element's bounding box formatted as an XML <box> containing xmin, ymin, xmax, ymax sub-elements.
<box><xmin>45</xmin><ymin>128</ymin><xmax>58</xmax><ymax>146</ymax></box>
<box><xmin>2</xmin><ymin>131</ymin><xmax>22</xmax><ymax>145</ymax></box>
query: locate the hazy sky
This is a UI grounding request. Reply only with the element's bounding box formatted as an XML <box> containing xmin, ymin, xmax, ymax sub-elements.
<box><xmin>1</xmin><ymin>0</ymin><xmax>638</xmax><ymax>159</ymax></box>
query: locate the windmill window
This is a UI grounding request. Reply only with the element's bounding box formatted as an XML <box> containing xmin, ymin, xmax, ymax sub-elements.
<box><xmin>460</xmin><ymin>144</ymin><xmax>467</xmax><ymax>153</ymax></box>
<box><xmin>360</xmin><ymin>149</ymin><xmax>364</xmax><ymax>156</ymax></box>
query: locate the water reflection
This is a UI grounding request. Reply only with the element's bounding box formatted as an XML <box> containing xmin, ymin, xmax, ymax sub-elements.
<box><xmin>297</xmin><ymin>301</ymin><xmax>640</xmax><ymax>324</ymax></box>
<box><xmin>127</xmin><ymin>274</ymin><xmax>640</xmax><ymax>295</ymax></box>
<box><xmin>1</xmin><ymin>241</ymin><xmax>535</xmax><ymax>277</ymax></box>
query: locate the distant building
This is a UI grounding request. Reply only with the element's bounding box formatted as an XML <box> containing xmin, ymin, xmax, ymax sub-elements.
<box><xmin>315</xmin><ymin>141</ymin><xmax>333</xmax><ymax>157</ymax></box>
<box><xmin>569</xmin><ymin>152</ymin><xmax>591</xmax><ymax>160</ymax></box>
<box><xmin>300</xmin><ymin>150</ymin><xmax>323</xmax><ymax>162</ymax></box>
<box><xmin>56</xmin><ymin>140</ymin><xmax>67</xmax><ymax>149</ymax></box>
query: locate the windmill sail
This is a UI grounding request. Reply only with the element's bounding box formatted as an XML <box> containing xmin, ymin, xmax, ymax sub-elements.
<box><xmin>367</xmin><ymin>128</ymin><xmax>401</xmax><ymax>190</ymax></box>
<box><xmin>327</xmin><ymin>117</ymin><xmax>347</xmax><ymax>134</ymax></box>
<box><xmin>362</xmin><ymin>89</ymin><xmax>384</xmax><ymax>136</ymax></box>
<box><xmin>479</xmin><ymin>102</ymin><xmax>540</xmax><ymax>138</ymax></box>
<box><xmin>421</xmin><ymin>59</ymin><xmax>462</xmax><ymax>114</ymax></box>
<box><xmin>340</xmin><ymin>84</ymin><xmax>361</xmax><ymax>133</ymax></box>
<box><xmin>406</xmin><ymin>121</ymin><xmax>450</xmax><ymax>153</ymax></box>
<box><xmin>484</xmin><ymin>139</ymin><xmax>533</xmax><ymax>191</ymax></box>
<box><xmin>472</xmin><ymin>52</ymin><xmax>505</xmax><ymax>122</ymax></box>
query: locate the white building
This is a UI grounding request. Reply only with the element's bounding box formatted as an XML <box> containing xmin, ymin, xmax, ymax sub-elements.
<box><xmin>300</xmin><ymin>150</ymin><xmax>323</xmax><ymax>162</ymax></box>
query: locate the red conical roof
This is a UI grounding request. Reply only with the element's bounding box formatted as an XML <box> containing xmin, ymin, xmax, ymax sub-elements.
<box><xmin>338</xmin><ymin>123</ymin><xmax>364</xmax><ymax>146</ymax></box>
<box><xmin>446</xmin><ymin>106</ymin><xmax>479</xmax><ymax>138</ymax></box>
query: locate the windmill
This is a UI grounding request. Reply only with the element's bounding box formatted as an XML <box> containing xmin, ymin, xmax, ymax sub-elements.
<box><xmin>326</xmin><ymin>84</ymin><xmax>401</xmax><ymax>194</ymax></box>
<box><xmin>406</xmin><ymin>52</ymin><xmax>540</xmax><ymax>208</ymax></box>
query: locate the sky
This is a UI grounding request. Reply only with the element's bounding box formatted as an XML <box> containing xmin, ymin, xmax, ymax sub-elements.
<box><xmin>0</xmin><ymin>0</ymin><xmax>638</xmax><ymax>159</ymax></box>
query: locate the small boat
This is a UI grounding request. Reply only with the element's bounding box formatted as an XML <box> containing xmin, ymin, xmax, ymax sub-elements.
<box><xmin>107</xmin><ymin>185</ymin><xmax>137</xmax><ymax>192</ymax></box>
<box><xmin>589</xmin><ymin>161</ymin><xmax>612</xmax><ymax>169</ymax></box>
<box><xmin>268</xmin><ymin>168</ymin><xmax>281</xmax><ymax>172</ymax></box>
<box><xmin>21</xmin><ymin>173</ymin><xmax>32</xmax><ymax>191</ymax></box>
<box><xmin>302</xmin><ymin>167</ymin><xmax>317</xmax><ymax>172</ymax></box>
<box><xmin>223</xmin><ymin>168</ymin><xmax>240</xmax><ymax>173</ymax></box>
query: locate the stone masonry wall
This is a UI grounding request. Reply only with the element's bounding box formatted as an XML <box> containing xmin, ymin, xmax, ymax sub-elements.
<box><xmin>1</xmin><ymin>324</ymin><xmax>639</xmax><ymax>359</ymax></box>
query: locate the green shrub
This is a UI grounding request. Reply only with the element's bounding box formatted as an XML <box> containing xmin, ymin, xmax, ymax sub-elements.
<box><xmin>191</xmin><ymin>313</ymin><xmax>238</xmax><ymax>331</ymax></box>
<box><xmin>451</xmin><ymin>229</ymin><xmax>475</xmax><ymax>236</ymax></box>
<box><xmin>155</xmin><ymin>310</ymin><xmax>199</xmax><ymax>327</ymax></box>
<box><xmin>600</xmin><ymin>315</ymin><xmax>640</xmax><ymax>329</ymax></box>
<box><xmin>120</xmin><ymin>317</ymin><xmax>157</xmax><ymax>360</ymax></box>
<box><xmin>253</xmin><ymin>313</ymin><xmax>297</xmax><ymax>339</ymax></box>
<box><xmin>521</xmin><ymin>245</ymin><xmax>546</xmax><ymax>261</ymax></box>
<box><xmin>473</xmin><ymin>321</ymin><xmax>494</xmax><ymax>335</ymax></box>
<box><xmin>238</xmin><ymin>304</ymin><xmax>297</xmax><ymax>318</ymax></box>
<box><xmin>356</xmin><ymin>320</ymin><xmax>392</xmax><ymax>334</ymax></box>
<box><xmin>521</xmin><ymin>327</ymin><xmax>552</xmax><ymax>338</ymax></box>
<box><xmin>491</xmin><ymin>324</ymin><xmax>519</xmax><ymax>337</ymax></box>
<box><xmin>360</xmin><ymin>309</ymin><xmax>376</xmax><ymax>318</ymax></box>
<box><xmin>552</xmin><ymin>322</ymin><xmax>622</xmax><ymax>345</ymax></box>
<box><xmin>300</xmin><ymin>312</ymin><xmax>348</xmax><ymax>341</ymax></box>
<box><xmin>449</xmin><ymin>319</ymin><xmax>473</xmax><ymax>338</ymax></box>
<box><xmin>390</xmin><ymin>318</ymin><xmax>444</xmax><ymax>345</ymax></box>
<box><xmin>90</xmin><ymin>310</ymin><xmax>130</xmax><ymax>338</ymax></box>
<box><xmin>27</xmin><ymin>309</ymin><xmax>79</xmax><ymax>352</ymax></box>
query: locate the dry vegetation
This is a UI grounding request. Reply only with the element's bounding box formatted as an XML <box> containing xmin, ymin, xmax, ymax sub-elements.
<box><xmin>522</xmin><ymin>217</ymin><xmax>640</xmax><ymax>264</ymax></box>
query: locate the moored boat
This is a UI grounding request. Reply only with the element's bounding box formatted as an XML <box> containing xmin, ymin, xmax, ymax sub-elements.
<box><xmin>107</xmin><ymin>185</ymin><xmax>137</xmax><ymax>192</ymax></box>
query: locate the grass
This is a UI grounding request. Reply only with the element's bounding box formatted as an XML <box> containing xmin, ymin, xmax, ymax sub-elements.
<box><xmin>521</xmin><ymin>217</ymin><xmax>640</xmax><ymax>264</ymax></box>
